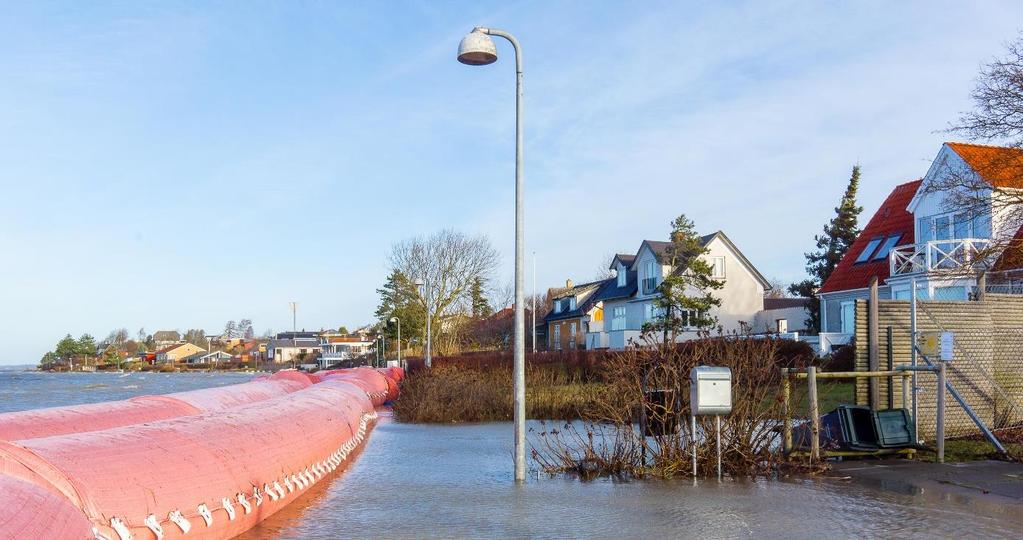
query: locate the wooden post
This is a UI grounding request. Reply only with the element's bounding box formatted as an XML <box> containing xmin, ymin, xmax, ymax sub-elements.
<box><xmin>886</xmin><ymin>325</ymin><xmax>894</xmax><ymax>410</ymax></box>
<box><xmin>808</xmin><ymin>366</ymin><xmax>820</xmax><ymax>463</ymax></box>
<box><xmin>781</xmin><ymin>368</ymin><xmax>792</xmax><ymax>454</ymax></box>
<box><xmin>868</xmin><ymin>277</ymin><xmax>880</xmax><ymax>410</ymax></box>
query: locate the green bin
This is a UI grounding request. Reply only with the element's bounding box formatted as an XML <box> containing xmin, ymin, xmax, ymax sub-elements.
<box><xmin>872</xmin><ymin>408</ymin><xmax>914</xmax><ymax>448</ymax></box>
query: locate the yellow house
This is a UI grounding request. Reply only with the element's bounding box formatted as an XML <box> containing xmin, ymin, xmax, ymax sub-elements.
<box><xmin>545</xmin><ymin>279</ymin><xmax>610</xmax><ymax>351</ymax></box>
<box><xmin>155</xmin><ymin>343</ymin><xmax>206</xmax><ymax>363</ymax></box>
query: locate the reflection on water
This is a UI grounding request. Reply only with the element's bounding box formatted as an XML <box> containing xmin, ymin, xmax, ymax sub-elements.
<box><xmin>243</xmin><ymin>418</ymin><xmax>1023</xmax><ymax>539</ymax></box>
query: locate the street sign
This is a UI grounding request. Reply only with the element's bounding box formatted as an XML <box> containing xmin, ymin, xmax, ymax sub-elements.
<box><xmin>918</xmin><ymin>331</ymin><xmax>954</xmax><ymax>361</ymax></box>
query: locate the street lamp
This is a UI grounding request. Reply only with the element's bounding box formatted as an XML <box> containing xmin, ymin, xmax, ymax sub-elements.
<box><xmin>414</xmin><ymin>278</ymin><xmax>432</xmax><ymax>368</ymax></box>
<box><xmin>390</xmin><ymin>317</ymin><xmax>402</xmax><ymax>370</ymax></box>
<box><xmin>458</xmin><ymin>26</ymin><xmax>527</xmax><ymax>483</ymax></box>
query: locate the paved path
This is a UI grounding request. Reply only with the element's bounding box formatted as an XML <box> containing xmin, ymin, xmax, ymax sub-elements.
<box><xmin>833</xmin><ymin>459</ymin><xmax>1023</xmax><ymax>505</ymax></box>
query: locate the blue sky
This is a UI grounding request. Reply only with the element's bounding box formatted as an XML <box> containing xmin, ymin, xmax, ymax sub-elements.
<box><xmin>1</xmin><ymin>1</ymin><xmax>1021</xmax><ymax>363</ymax></box>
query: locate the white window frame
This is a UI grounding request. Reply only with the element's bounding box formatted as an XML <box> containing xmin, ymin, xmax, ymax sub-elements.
<box><xmin>710</xmin><ymin>256</ymin><xmax>725</xmax><ymax>279</ymax></box>
<box><xmin>611</xmin><ymin>306</ymin><xmax>626</xmax><ymax>331</ymax></box>
<box><xmin>553</xmin><ymin>325</ymin><xmax>561</xmax><ymax>350</ymax></box>
<box><xmin>616</xmin><ymin>263</ymin><xmax>626</xmax><ymax>287</ymax></box>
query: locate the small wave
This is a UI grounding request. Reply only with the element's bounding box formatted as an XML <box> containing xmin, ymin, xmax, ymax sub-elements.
<box><xmin>122</xmin><ymin>385</ymin><xmax>139</xmax><ymax>390</ymax></box>
<box><xmin>83</xmin><ymin>384</ymin><xmax>108</xmax><ymax>390</ymax></box>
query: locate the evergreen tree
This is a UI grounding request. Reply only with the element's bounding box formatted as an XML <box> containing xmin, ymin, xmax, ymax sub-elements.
<box><xmin>649</xmin><ymin>215</ymin><xmax>724</xmax><ymax>340</ymax></box>
<box><xmin>469</xmin><ymin>277</ymin><xmax>492</xmax><ymax>318</ymax></box>
<box><xmin>375</xmin><ymin>270</ymin><xmax>426</xmax><ymax>347</ymax></box>
<box><xmin>55</xmin><ymin>334</ymin><xmax>78</xmax><ymax>361</ymax></box>
<box><xmin>76</xmin><ymin>334</ymin><xmax>97</xmax><ymax>357</ymax></box>
<box><xmin>790</xmin><ymin>165</ymin><xmax>864</xmax><ymax>332</ymax></box>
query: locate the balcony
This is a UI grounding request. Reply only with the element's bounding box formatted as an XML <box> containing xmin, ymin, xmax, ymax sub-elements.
<box><xmin>889</xmin><ymin>239</ymin><xmax>992</xmax><ymax>277</ymax></box>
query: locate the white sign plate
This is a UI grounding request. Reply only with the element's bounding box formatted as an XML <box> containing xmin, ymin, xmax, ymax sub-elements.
<box><xmin>940</xmin><ymin>332</ymin><xmax>954</xmax><ymax>362</ymax></box>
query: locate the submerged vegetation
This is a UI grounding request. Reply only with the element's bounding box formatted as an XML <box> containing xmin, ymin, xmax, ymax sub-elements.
<box><xmin>394</xmin><ymin>337</ymin><xmax>828</xmax><ymax>478</ymax></box>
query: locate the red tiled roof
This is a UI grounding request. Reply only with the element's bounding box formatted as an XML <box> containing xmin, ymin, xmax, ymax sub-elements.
<box><xmin>993</xmin><ymin>226</ymin><xmax>1023</xmax><ymax>272</ymax></box>
<box><xmin>946</xmin><ymin>142</ymin><xmax>1023</xmax><ymax>189</ymax></box>
<box><xmin>819</xmin><ymin>179</ymin><xmax>923</xmax><ymax>294</ymax></box>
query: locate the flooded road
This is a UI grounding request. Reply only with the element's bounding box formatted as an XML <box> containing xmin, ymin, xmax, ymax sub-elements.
<box><xmin>244</xmin><ymin>417</ymin><xmax>1023</xmax><ymax>539</ymax></box>
<box><xmin>5</xmin><ymin>371</ymin><xmax>1023</xmax><ymax>539</ymax></box>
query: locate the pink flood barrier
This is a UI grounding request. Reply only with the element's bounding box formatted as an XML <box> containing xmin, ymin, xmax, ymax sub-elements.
<box><xmin>0</xmin><ymin>367</ymin><xmax>402</xmax><ymax>540</ymax></box>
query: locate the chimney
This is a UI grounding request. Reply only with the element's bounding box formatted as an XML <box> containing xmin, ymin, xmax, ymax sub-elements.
<box><xmin>566</xmin><ymin>279</ymin><xmax>573</xmax><ymax>288</ymax></box>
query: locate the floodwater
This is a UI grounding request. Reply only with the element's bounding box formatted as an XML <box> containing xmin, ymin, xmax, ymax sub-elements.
<box><xmin>4</xmin><ymin>370</ymin><xmax>1023</xmax><ymax>539</ymax></box>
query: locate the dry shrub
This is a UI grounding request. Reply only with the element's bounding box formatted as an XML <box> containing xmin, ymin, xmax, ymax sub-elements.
<box><xmin>392</xmin><ymin>362</ymin><xmax>609</xmax><ymax>423</ymax></box>
<box><xmin>531</xmin><ymin>337</ymin><xmax>804</xmax><ymax>479</ymax></box>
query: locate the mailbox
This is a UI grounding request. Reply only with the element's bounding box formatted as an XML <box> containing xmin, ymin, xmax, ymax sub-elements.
<box><xmin>690</xmin><ymin>366</ymin><xmax>732</xmax><ymax>416</ymax></box>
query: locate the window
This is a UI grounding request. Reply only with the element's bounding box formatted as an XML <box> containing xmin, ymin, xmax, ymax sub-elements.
<box><xmin>855</xmin><ymin>238</ymin><xmax>883</xmax><ymax>263</ymax></box>
<box><xmin>617</xmin><ymin>263</ymin><xmax>626</xmax><ymax>287</ymax></box>
<box><xmin>569</xmin><ymin>323</ymin><xmax>577</xmax><ymax>349</ymax></box>
<box><xmin>611</xmin><ymin>306</ymin><xmax>626</xmax><ymax>331</ymax></box>
<box><xmin>710</xmin><ymin>256</ymin><xmax>725</xmax><ymax>279</ymax></box>
<box><xmin>679</xmin><ymin>309</ymin><xmax>702</xmax><ymax>329</ymax></box>
<box><xmin>934</xmin><ymin>215</ymin><xmax>951</xmax><ymax>241</ymax></box>
<box><xmin>569</xmin><ymin>297</ymin><xmax>577</xmax><ymax>310</ymax></box>
<box><xmin>871</xmin><ymin>234</ymin><xmax>902</xmax><ymax>261</ymax></box>
<box><xmin>644</xmin><ymin>303</ymin><xmax>665</xmax><ymax>321</ymax></box>
<box><xmin>553</xmin><ymin>325</ymin><xmax>561</xmax><ymax>350</ymax></box>
<box><xmin>840</xmin><ymin>302</ymin><xmax>855</xmax><ymax>334</ymax></box>
<box><xmin>593</xmin><ymin>307</ymin><xmax>604</xmax><ymax>322</ymax></box>
<box><xmin>954</xmin><ymin>213</ymin><xmax>970</xmax><ymax>239</ymax></box>
<box><xmin>553</xmin><ymin>300</ymin><xmax>562</xmax><ymax>314</ymax></box>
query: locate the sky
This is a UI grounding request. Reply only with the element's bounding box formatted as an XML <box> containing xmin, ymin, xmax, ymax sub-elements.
<box><xmin>1</xmin><ymin>1</ymin><xmax>1021</xmax><ymax>363</ymax></box>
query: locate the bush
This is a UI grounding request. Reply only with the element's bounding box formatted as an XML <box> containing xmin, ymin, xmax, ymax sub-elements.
<box><xmin>821</xmin><ymin>344</ymin><xmax>855</xmax><ymax>372</ymax></box>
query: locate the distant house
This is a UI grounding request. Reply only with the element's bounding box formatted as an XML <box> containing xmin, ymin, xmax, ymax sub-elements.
<box><xmin>319</xmin><ymin>333</ymin><xmax>374</xmax><ymax>365</ymax></box>
<box><xmin>754</xmin><ymin>297</ymin><xmax>813</xmax><ymax>334</ymax></box>
<box><xmin>268</xmin><ymin>337</ymin><xmax>321</xmax><ymax>365</ymax></box>
<box><xmin>153</xmin><ymin>330</ymin><xmax>182</xmax><ymax>348</ymax></box>
<box><xmin>155</xmin><ymin>342</ymin><xmax>206</xmax><ymax>363</ymax></box>
<box><xmin>544</xmin><ymin>279</ymin><xmax>610</xmax><ymax>351</ymax></box>
<box><xmin>589</xmin><ymin>232</ymin><xmax>771</xmax><ymax>350</ymax></box>
<box><xmin>189</xmin><ymin>350</ymin><xmax>233</xmax><ymax>364</ymax></box>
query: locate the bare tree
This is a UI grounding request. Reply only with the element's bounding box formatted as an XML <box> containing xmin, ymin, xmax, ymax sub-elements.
<box><xmin>593</xmin><ymin>252</ymin><xmax>617</xmax><ymax>280</ymax></box>
<box><xmin>764</xmin><ymin>277</ymin><xmax>789</xmax><ymax>298</ymax></box>
<box><xmin>924</xmin><ymin>35</ymin><xmax>1023</xmax><ymax>282</ymax></box>
<box><xmin>489</xmin><ymin>280</ymin><xmax>515</xmax><ymax>311</ymax></box>
<box><xmin>389</xmin><ymin>229</ymin><xmax>500</xmax><ymax>347</ymax></box>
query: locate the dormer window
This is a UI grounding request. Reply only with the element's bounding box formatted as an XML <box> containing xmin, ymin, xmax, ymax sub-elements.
<box><xmin>569</xmin><ymin>297</ymin><xmax>576</xmax><ymax>310</ymax></box>
<box><xmin>617</xmin><ymin>263</ymin><xmax>626</xmax><ymax>287</ymax></box>
<box><xmin>553</xmin><ymin>300</ymin><xmax>562</xmax><ymax>314</ymax></box>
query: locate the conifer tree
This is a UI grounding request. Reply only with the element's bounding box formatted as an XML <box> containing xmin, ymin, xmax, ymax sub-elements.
<box><xmin>649</xmin><ymin>214</ymin><xmax>723</xmax><ymax>341</ymax></box>
<box><xmin>790</xmin><ymin>165</ymin><xmax>864</xmax><ymax>332</ymax></box>
<box><xmin>469</xmin><ymin>277</ymin><xmax>492</xmax><ymax>318</ymax></box>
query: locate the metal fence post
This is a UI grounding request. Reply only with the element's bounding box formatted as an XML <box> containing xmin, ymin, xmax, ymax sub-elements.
<box><xmin>937</xmin><ymin>361</ymin><xmax>946</xmax><ymax>463</ymax></box>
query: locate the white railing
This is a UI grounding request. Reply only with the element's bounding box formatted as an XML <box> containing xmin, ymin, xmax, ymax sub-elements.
<box><xmin>889</xmin><ymin>238</ymin><xmax>992</xmax><ymax>276</ymax></box>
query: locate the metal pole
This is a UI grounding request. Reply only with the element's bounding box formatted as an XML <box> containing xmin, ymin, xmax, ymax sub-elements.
<box><xmin>808</xmin><ymin>366</ymin><xmax>820</xmax><ymax>463</ymax></box>
<box><xmin>532</xmin><ymin>251</ymin><xmax>536</xmax><ymax>354</ymax></box>
<box><xmin>425</xmin><ymin>284</ymin><xmax>432</xmax><ymax>369</ymax></box>
<box><xmin>691</xmin><ymin>413</ymin><xmax>697</xmax><ymax>477</ymax></box>
<box><xmin>397</xmin><ymin>319</ymin><xmax>401</xmax><ymax>369</ymax></box>
<box><xmin>937</xmin><ymin>361</ymin><xmax>946</xmax><ymax>463</ymax></box>
<box><xmin>484</xmin><ymin>27</ymin><xmax>526</xmax><ymax>483</ymax></box>
<box><xmin>910</xmin><ymin>276</ymin><xmax>919</xmax><ymax>443</ymax></box>
<box><xmin>715</xmin><ymin>415</ymin><xmax>722</xmax><ymax>481</ymax></box>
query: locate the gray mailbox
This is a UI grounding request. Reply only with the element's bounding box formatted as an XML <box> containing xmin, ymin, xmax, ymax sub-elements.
<box><xmin>690</xmin><ymin>366</ymin><xmax>732</xmax><ymax>416</ymax></box>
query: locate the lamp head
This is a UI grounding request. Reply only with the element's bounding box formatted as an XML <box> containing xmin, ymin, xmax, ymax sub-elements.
<box><xmin>457</xmin><ymin>27</ymin><xmax>497</xmax><ymax>66</ymax></box>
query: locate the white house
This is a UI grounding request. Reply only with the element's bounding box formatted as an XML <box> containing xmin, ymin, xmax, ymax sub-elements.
<box><xmin>268</xmin><ymin>337</ymin><xmax>321</xmax><ymax>365</ymax></box>
<box><xmin>819</xmin><ymin>142</ymin><xmax>1023</xmax><ymax>341</ymax></box>
<box><xmin>588</xmin><ymin>231</ymin><xmax>772</xmax><ymax>350</ymax></box>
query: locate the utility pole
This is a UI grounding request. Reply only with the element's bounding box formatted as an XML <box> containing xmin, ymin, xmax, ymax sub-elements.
<box><xmin>289</xmin><ymin>301</ymin><xmax>298</xmax><ymax>334</ymax></box>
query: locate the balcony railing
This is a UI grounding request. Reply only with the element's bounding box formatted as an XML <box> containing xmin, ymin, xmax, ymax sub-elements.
<box><xmin>889</xmin><ymin>238</ymin><xmax>992</xmax><ymax>277</ymax></box>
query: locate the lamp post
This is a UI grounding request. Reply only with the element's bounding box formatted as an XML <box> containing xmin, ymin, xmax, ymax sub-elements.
<box><xmin>390</xmin><ymin>316</ymin><xmax>402</xmax><ymax>369</ymax></box>
<box><xmin>414</xmin><ymin>278</ymin><xmax>432</xmax><ymax>368</ymax></box>
<box><xmin>458</xmin><ymin>26</ymin><xmax>526</xmax><ymax>482</ymax></box>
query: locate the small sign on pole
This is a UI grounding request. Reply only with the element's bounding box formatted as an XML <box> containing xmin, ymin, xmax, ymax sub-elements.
<box><xmin>940</xmin><ymin>332</ymin><xmax>954</xmax><ymax>362</ymax></box>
